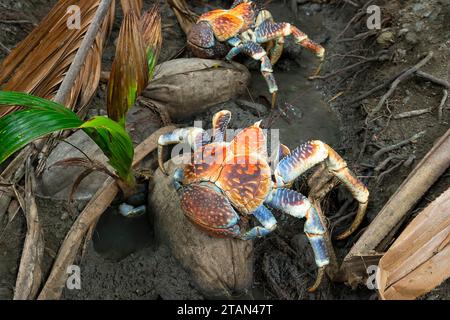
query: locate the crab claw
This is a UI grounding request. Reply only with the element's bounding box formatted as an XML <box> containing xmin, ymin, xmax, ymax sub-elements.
<box><xmin>307</xmin><ymin>266</ymin><xmax>326</xmax><ymax>293</ymax></box>
<box><xmin>180</xmin><ymin>183</ymin><xmax>241</xmax><ymax>238</ymax></box>
<box><xmin>157</xmin><ymin>143</ymin><xmax>168</xmax><ymax>175</ymax></box>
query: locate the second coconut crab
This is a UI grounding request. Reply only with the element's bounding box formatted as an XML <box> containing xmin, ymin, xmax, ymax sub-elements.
<box><xmin>187</xmin><ymin>0</ymin><xmax>325</xmax><ymax>108</ymax></box>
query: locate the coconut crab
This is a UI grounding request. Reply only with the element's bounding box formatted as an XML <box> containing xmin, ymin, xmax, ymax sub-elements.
<box><xmin>187</xmin><ymin>0</ymin><xmax>325</xmax><ymax>107</ymax></box>
<box><xmin>157</xmin><ymin>110</ymin><xmax>369</xmax><ymax>291</ymax></box>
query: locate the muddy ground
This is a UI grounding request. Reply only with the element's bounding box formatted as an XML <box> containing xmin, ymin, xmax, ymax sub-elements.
<box><xmin>0</xmin><ymin>0</ymin><xmax>449</xmax><ymax>300</ymax></box>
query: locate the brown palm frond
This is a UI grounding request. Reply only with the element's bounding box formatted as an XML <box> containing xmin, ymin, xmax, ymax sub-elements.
<box><xmin>0</xmin><ymin>0</ymin><xmax>115</xmax><ymax>118</ymax></box>
<box><xmin>141</xmin><ymin>4</ymin><xmax>163</xmax><ymax>79</ymax></box>
<box><xmin>120</xmin><ymin>0</ymin><xmax>143</xmax><ymax>16</ymax></box>
<box><xmin>107</xmin><ymin>8</ymin><xmax>148</xmax><ymax>125</ymax></box>
<box><xmin>166</xmin><ymin>0</ymin><xmax>199</xmax><ymax>35</ymax></box>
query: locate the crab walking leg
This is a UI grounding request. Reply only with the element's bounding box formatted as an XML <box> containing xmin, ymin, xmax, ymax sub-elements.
<box><xmin>255</xmin><ymin>21</ymin><xmax>325</xmax><ymax>60</ymax></box>
<box><xmin>230</xmin><ymin>0</ymin><xmax>247</xmax><ymax>8</ymax></box>
<box><xmin>212</xmin><ymin>110</ymin><xmax>232</xmax><ymax>142</ymax></box>
<box><xmin>274</xmin><ymin>140</ymin><xmax>369</xmax><ymax>240</ymax></box>
<box><xmin>269</xmin><ymin>37</ymin><xmax>284</xmax><ymax>65</ymax></box>
<box><xmin>225</xmin><ymin>41</ymin><xmax>278</xmax><ymax>107</ymax></box>
<box><xmin>158</xmin><ymin>127</ymin><xmax>210</xmax><ymax>174</ymax></box>
<box><xmin>265</xmin><ymin>188</ymin><xmax>328</xmax><ymax>292</ymax></box>
<box><xmin>239</xmin><ymin>205</ymin><xmax>277</xmax><ymax>240</ymax></box>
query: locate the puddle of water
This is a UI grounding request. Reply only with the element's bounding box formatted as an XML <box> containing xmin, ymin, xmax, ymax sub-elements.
<box><xmin>248</xmin><ymin>3</ymin><xmax>341</xmax><ymax>149</ymax></box>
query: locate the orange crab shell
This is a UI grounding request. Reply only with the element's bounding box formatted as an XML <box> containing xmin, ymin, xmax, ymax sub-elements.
<box><xmin>197</xmin><ymin>2</ymin><xmax>255</xmax><ymax>42</ymax></box>
<box><xmin>182</xmin><ymin>122</ymin><xmax>272</xmax><ymax>214</ymax></box>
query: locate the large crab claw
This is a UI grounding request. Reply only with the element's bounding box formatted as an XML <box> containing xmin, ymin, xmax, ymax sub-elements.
<box><xmin>158</xmin><ymin>127</ymin><xmax>210</xmax><ymax>175</ymax></box>
<box><xmin>180</xmin><ymin>183</ymin><xmax>242</xmax><ymax>238</ymax></box>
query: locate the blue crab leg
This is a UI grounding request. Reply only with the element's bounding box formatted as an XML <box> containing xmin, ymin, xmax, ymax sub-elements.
<box><xmin>225</xmin><ymin>41</ymin><xmax>278</xmax><ymax>106</ymax></box>
<box><xmin>269</xmin><ymin>37</ymin><xmax>284</xmax><ymax>65</ymax></box>
<box><xmin>255</xmin><ymin>21</ymin><xmax>325</xmax><ymax>60</ymax></box>
<box><xmin>227</xmin><ymin>36</ymin><xmax>242</xmax><ymax>47</ymax></box>
<box><xmin>172</xmin><ymin>167</ymin><xmax>184</xmax><ymax>192</ymax></box>
<box><xmin>239</xmin><ymin>204</ymin><xmax>277</xmax><ymax>240</ymax></box>
<box><xmin>212</xmin><ymin>110</ymin><xmax>232</xmax><ymax>142</ymax></box>
<box><xmin>254</xmin><ymin>9</ymin><xmax>284</xmax><ymax>66</ymax></box>
<box><xmin>274</xmin><ymin>140</ymin><xmax>369</xmax><ymax>240</ymax></box>
<box><xmin>158</xmin><ymin>128</ymin><xmax>210</xmax><ymax>174</ymax></box>
<box><xmin>265</xmin><ymin>188</ymin><xmax>329</xmax><ymax>266</ymax></box>
<box><xmin>265</xmin><ymin>188</ymin><xmax>328</xmax><ymax>292</ymax></box>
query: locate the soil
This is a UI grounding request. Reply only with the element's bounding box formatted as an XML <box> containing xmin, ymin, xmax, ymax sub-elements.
<box><xmin>0</xmin><ymin>0</ymin><xmax>449</xmax><ymax>300</ymax></box>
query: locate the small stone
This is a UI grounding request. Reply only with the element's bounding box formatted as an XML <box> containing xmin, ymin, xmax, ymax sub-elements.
<box><xmin>405</xmin><ymin>32</ymin><xmax>419</xmax><ymax>44</ymax></box>
<box><xmin>377</xmin><ymin>31</ymin><xmax>395</xmax><ymax>47</ymax></box>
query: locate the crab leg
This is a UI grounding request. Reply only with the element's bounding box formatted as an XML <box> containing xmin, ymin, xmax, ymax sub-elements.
<box><xmin>225</xmin><ymin>41</ymin><xmax>278</xmax><ymax>107</ymax></box>
<box><xmin>158</xmin><ymin>127</ymin><xmax>209</xmax><ymax>174</ymax></box>
<box><xmin>255</xmin><ymin>21</ymin><xmax>325</xmax><ymax>60</ymax></box>
<box><xmin>212</xmin><ymin>110</ymin><xmax>232</xmax><ymax>142</ymax></box>
<box><xmin>239</xmin><ymin>205</ymin><xmax>277</xmax><ymax>240</ymax></box>
<box><xmin>274</xmin><ymin>140</ymin><xmax>369</xmax><ymax>240</ymax></box>
<box><xmin>265</xmin><ymin>188</ymin><xmax>328</xmax><ymax>292</ymax></box>
<box><xmin>230</xmin><ymin>0</ymin><xmax>247</xmax><ymax>8</ymax></box>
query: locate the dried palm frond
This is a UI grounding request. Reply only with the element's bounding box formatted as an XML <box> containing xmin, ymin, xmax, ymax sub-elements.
<box><xmin>107</xmin><ymin>10</ymin><xmax>147</xmax><ymax>125</ymax></box>
<box><xmin>141</xmin><ymin>4</ymin><xmax>162</xmax><ymax>79</ymax></box>
<box><xmin>120</xmin><ymin>0</ymin><xmax>143</xmax><ymax>16</ymax></box>
<box><xmin>166</xmin><ymin>0</ymin><xmax>199</xmax><ymax>35</ymax></box>
<box><xmin>0</xmin><ymin>0</ymin><xmax>115</xmax><ymax>118</ymax></box>
<box><xmin>107</xmin><ymin>1</ymin><xmax>162</xmax><ymax>125</ymax></box>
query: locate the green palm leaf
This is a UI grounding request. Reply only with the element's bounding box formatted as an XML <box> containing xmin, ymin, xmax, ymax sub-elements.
<box><xmin>0</xmin><ymin>91</ymin><xmax>134</xmax><ymax>184</ymax></box>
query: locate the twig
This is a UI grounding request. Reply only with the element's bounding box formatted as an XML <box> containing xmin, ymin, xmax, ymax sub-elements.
<box><xmin>336</xmin><ymin>0</ymin><xmax>374</xmax><ymax>40</ymax></box>
<box><xmin>368</xmin><ymin>52</ymin><xmax>434</xmax><ymax>118</ymax></box>
<box><xmin>438</xmin><ymin>89</ymin><xmax>448</xmax><ymax>122</ymax></box>
<box><xmin>13</xmin><ymin>157</ymin><xmax>44</xmax><ymax>300</ymax></box>
<box><xmin>0</xmin><ymin>146</ymin><xmax>33</xmax><ymax>227</ymax></box>
<box><xmin>331</xmin><ymin>210</ymin><xmax>356</xmax><ymax>229</ymax></box>
<box><xmin>376</xmin><ymin>159</ymin><xmax>405</xmax><ymax>184</ymax></box>
<box><xmin>0</xmin><ymin>41</ymin><xmax>11</xmax><ymax>54</ymax></box>
<box><xmin>373</xmin><ymin>131</ymin><xmax>426</xmax><ymax>161</ymax></box>
<box><xmin>415</xmin><ymin>71</ymin><xmax>450</xmax><ymax>89</ymax></box>
<box><xmin>348</xmin><ymin>69</ymin><xmax>407</xmax><ymax>105</ymax></box>
<box><xmin>329</xmin><ymin>198</ymin><xmax>354</xmax><ymax>220</ymax></box>
<box><xmin>53</xmin><ymin>0</ymin><xmax>113</xmax><ymax>104</ymax></box>
<box><xmin>394</xmin><ymin>108</ymin><xmax>431</xmax><ymax>119</ymax></box>
<box><xmin>338</xmin><ymin>29</ymin><xmax>379</xmax><ymax>43</ymax></box>
<box><xmin>342</xmin><ymin>0</ymin><xmax>359</xmax><ymax>7</ymax></box>
<box><xmin>309</xmin><ymin>54</ymin><xmax>388</xmax><ymax>80</ymax></box>
<box><xmin>374</xmin><ymin>155</ymin><xmax>406</xmax><ymax>172</ymax></box>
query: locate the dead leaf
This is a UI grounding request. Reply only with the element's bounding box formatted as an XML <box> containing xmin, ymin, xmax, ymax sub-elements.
<box><xmin>107</xmin><ymin>8</ymin><xmax>148</xmax><ymax>124</ymax></box>
<box><xmin>378</xmin><ymin>188</ymin><xmax>450</xmax><ymax>300</ymax></box>
<box><xmin>0</xmin><ymin>0</ymin><xmax>115</xmax><ymax>117</ymax></box>
<box><xmin>166</xmin><ymin>0</ymin><xmax>199</xmax><ymax>35</ymax></box>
